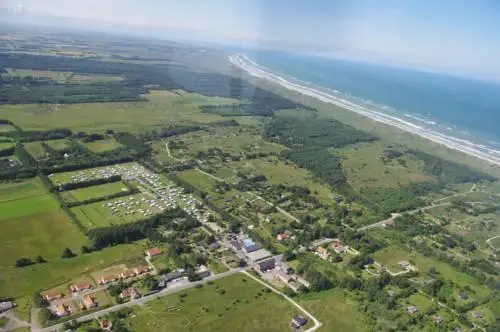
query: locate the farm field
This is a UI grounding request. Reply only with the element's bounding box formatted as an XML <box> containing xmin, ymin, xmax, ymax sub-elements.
<box><xmin>0</xmin><ymin>177</ymin><xmax>46</xmax><ymax>202</ymax></box>
<box><xmin>122</xmin><ymin>273</ymin><xmax>306</xmax><ymax>332</ymax></box>
<box><xmin>71</xmin><ymin>192</ymin><xmax>164</xmax><ymax>229</ymax></box>
<box><xmin>60</xmin><ymin>181</ymin><xmax>130</xmax><ymax>203</ymax></box>
<box><xmin>0</xmin><ymin>242</ymin><xmax>146</xmax><ymax>298</ymax></box>
<box><xmin>0</xmin><ymin>141</ymin><xmax>14</xmax><ymax>150</ymax></box>
<box><xmin>24</xmin><ymin>141</ymin><xmax>49</xmax><ymax>159</ymax></box>
<box><xmin>177</xmin><ymin>169</ymin><xmax>220</xmax><ymax>193</ymax></box>
<box><xmin>84</xmin><ymin>138</ymin><xmax>123</xmax><ymax>153</ymax></box>
<box><xmin>45</xmin><ymin>139</ymin><xmax>70</xmax><ymax>150</ymax></box>
<box><xmin>0</xmin><ymin>90</ymin><xmax>238</xmax><ymax>132</ymax></box>
<box><xmin>336</xmin><ymin>140</ymin><xmax>432</xmax><ymax>189</ymax></box>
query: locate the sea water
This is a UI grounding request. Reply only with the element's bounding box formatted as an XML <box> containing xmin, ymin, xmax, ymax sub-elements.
<box><xmin>247</xmin><ymin>50</ymin><xmax>500</xmax><ymax>150</ymax></box>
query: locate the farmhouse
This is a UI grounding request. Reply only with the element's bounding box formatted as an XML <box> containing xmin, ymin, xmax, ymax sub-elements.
<box><xmin>70</xmin><ymin>283</ymin><xmax>92</xmax><ymax>293</ymax></box>
<box><xmin>277</xmin><ymin>232</ymin><xmax>289</xmax><ymax>242</ymax></box>
<box><xmin>196</xmin><ymin>265</ymin><xmax>211</xmax><ymax>278</ymax></box>
<box><xmin>432</xmin><ymin>315</ymin><xmax>444</xmax><ymax>324</ymax></box>
<box><xmin>44</xmin><ymin>291</ymin><xmax>63</xmax><ymax>302</ymax></box>
<box><xmin>331</xmin><ymin>239</ymin><xmax>348</xmax><ymax>254</ymax></box>
<box><xmin>99</xmin><ymin>319</ymin><xmax>113</xmax><ymax>331</ymax></box>
<box><xmin>145</xmin><ymin>248</ymin><xmax>162</xmax><ymax>257</ymax></box>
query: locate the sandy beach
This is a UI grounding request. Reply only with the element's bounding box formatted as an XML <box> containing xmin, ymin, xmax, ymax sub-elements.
<box><xmin>229</xmin><ymin>53</ymin><xmax>500</xmax><ymax>167</ymax></box>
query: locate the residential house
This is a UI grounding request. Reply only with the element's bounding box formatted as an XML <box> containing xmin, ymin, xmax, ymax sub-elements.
<box><xmin>55</xmin><ymin>304</ymin><xmax>71</xmax><ymax>317</ymax></box>
<box><xmin>99</xmin><ymin>274</ymin><xmax>118</xmax><ymax>285</ymax></box>
<box><xmin>145</xmin><ymin>248</ymin><xmax>162</xmax><ymax>257</ymax></box>
<box><xmin>277</xmin><ymin>232</ymin><xmax>289</xmax><ymax>242</ymax></box>
<box><xmin>44</xmin><ymin>291</ymin><xmax>63</xmax><ymax>302</ymax></box>
<box><xmin>196</xmin><ymin>265</ymin><xmax>211</xmax><ymax>278</ymax></box>
<box><xmin>471</xmin><ymin>311</ymin><xmax>482</xmax><ymax>319</ymax></box>
<box><xmin>0</xmin><ymin>301</ymin><xmax>14</xmax><ymax>312</ymax></box>
<box><xmin>257</xmin><ymin>258</ymin><xmax>276</xmax><ymax>272</ymax></box>
<box><xmin>331</xmin><ymin>240</ymin><xmax>348</xmax><ymax>254</ymax></box>
<box><xmin>407</xmin><ymin>306</ymin><xmax>419</xmax><ymax>315</ymax></box>
<box><xmin>99</xmin><ymin>319</ymin><xmax>113</xmax><ymax>331</ymax></box>
<box><xmin>157</xmin><ymin>270</ymin><xmax>184</xmax><ymax>288</ymax></box>
<box><xmin>316</xmin><ymin>246</ymin><xmax>329</xmax><ymax>259</ymax></box>
<box><xmin>82</xmin><ymin>295</ymin><xmax>97</xmax><ymax>309</ymax></box>
<box><xmin>133</xmin><ymin>266</ymin><xmax>151</xmax><ymax>276</ymax></box>
<box><xmin>291</xmin><ymin>315</ymin><xmax>308</xmax><ymax>329</ymax></box>
<box><xmin>70</xmin><ymin>283</ymin><xmax>92</xmax><ymax>293</ymax></box>
<box><xmin>120</xmin><ymin>287</ymin><xmax>139</xmax><ymax>300</ymax></box>
<box><xmin>459</xmin><ymin>292</ymin><xmax>469</xmax><ymax>300</ymax></box>
<box><xmin>432</xmin><ymin>316</ymin><xmax>444</xmax><ymax>324</ymax></box>
<box><xmin>120</xmin><ymin>269</ymin><xmax>137</xmax><ymax>279</ymax></box>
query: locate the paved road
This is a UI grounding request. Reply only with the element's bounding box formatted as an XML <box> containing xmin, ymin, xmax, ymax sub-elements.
<box><xmin>38</xmin><ymin>267</ymin><xmax>247</xmax><ymax>332</ymax></box>
<box><xmin>242</xmin><ymin>271</ymin><xmax>322</xmax><ymax>332</ymax></box>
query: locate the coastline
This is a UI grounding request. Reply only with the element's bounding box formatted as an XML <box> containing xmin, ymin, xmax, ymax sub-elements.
<box><xmin>229</xmin><ymin>53</ymin><xmax>500</xmax><ymax>167</ymax></box>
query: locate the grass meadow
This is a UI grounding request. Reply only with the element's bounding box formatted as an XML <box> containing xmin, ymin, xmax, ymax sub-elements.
<box><xmin>84</xmin><ymin>138</ymin><xmax>123</xmax><ymax>153</ymax></box>
<box><xmin>123</xmin><ymin>273</ymin><xmax>304</xmax><ymax>332</ymax></box>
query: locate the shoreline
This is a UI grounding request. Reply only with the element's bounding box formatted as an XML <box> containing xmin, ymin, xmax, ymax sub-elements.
<box><xmin>229</xmin><ymin>53</ymin><xmax>500</xmax><ymax>167</ymax></box>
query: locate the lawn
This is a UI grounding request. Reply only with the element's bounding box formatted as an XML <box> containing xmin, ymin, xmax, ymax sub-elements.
<box><xmin>60</xmin><ymin>182</ymin><xmax>129</xmax><ymax>203</ymax></box>
<box><xmin>336</xmin><ymin>140</ymin><xmax>432</xmax><ymax>189</ymax></box>
<box><xmin>24</xmin><ymin>141</ymin><xmax>49</xmax><ymax>159</ymax></box>
<box><xmin>490</xmin><ymin>236</ymin><xmax>500</xmax><ymax>249</ymax></box>
<box><xmin>13</xmin><ymin>296</ymin><xmax>32</xmax><ymax>322</ymax></box>
<box><xmin>404</xmin><ymin>293</ymin><xmax>435</xmax><ymax>313</ymax></box>
<box><xmin>0</xmin><ymin>242</ymin><xmax>146</xmax><ymax>298</ymax></box>
<box><xmin>372</xmin><ymin>246</ymin><xmax>412</xmax><ymax>273</ymax></box>
<box><xmin>0</xmin><ymin>90</ymin><xmax>237</xmax><ymax>132</ymax></box>
<box><xmin>84</xmin><ymin>138</ymin><xmax>123</xmax><ymax>153</ymax></box>
<box><xmin>0</xmin><ymin>316</ymin><xmax>9</xmax><ymax>328</ymax></box>
<box><xmin>0</xmin><ymin>141</ymin><xmax>15</xmax><ymax>150</ymax></box>
<box><xmin>0</xmin><ymin>124</ymin><xmax>16</xmax><ymax>132</ymax></box>
<box><xmin>123</xmin><ymin>273</ymin><xmax>305</xmax><ymax>332</ymax></box>
<box><xmin>297</xmin><ymin>289</ymin><xmax>369</xmax><ymax>332</ymax></box>
<box><xmin>177</xmin><ymin>169</ymin><xmax>220</xmax><ymax>193</ymax></box>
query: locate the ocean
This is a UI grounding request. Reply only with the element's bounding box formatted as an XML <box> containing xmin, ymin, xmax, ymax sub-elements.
<box><xmin>245</xmin><ymin>50</ymin><xmax>500</xmax><ymax>150</ymax></box>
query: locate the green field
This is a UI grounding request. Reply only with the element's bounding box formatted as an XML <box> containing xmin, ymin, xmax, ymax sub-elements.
<box><xmin>0</xmin><ymin>90</ymin><xmax>238</xmax><ymax>132</ymax></box>
<box><xmin>337</xmin><ymin>140</ymin><xmax>432</xmax><ymax>189</ymax></box>
<box><xmin>84</xmin><ymin>138</ymin><xmax>123</xmax><ymax>153</ymax></box>
<box><xmin>0</xmin><ymin>194</ymin><xmax>59</xmax><ymax>220</ymax></box>
<box><xmin>298</xmin><ymin>289</ymin><xmax>368</xmax><ymax>332</ymax></box>
<box><xmin>0</xmin><ymin>141</ymin><xmax>14</xmax><ymax>150</ymax></box>
<box><xmin>372</xmin><ymin>246</ymin><xmax>412</xmax><ymax>273</ymax></box>
<box><xmin>490</xmin><ymin>236</ymin><xmax>500</xmax><ymax>249</ymax></box>
<box><xmin>60</xmin><ymin>182</ymin><xmax>129</xmax><ymax>203</ymax></box>
<box><xmin>0</xmin><ymin>124</ymin><xmax>16</xmax><ymax>132</ymax></box>
<box><xmin>123</xmin><ymin>273</ymin><xmax>306</xmax><ymax>332</ymax></box>
<box><xmin>0</xmin><ymin>242</ymin><xmax>145</xmax><ymax>298</ymax></box>
<box><xmin>0</xmin><ymin>177</ymin><xmax>46</xmax><ymax>202</ymax></box>
<box><xmin>45</xmin><ymin>139</ymin><xmax>70</xmax><ymax>150</ymax></box>
<box><xmin>177</xmin><ymin>169</ymin><xmax>220</xmax><ymax>193</ymax></box>
<box><xmin>24</xmin><ymin>141</ymin><xmax>49</xmax><ymax>159</ymax></box>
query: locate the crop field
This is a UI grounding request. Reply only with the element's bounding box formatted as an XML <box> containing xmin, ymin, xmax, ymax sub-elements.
<box><xmin>123</xmin><ymin>274</ymin><xmax>306</xmax><ymax>332</ymax></box>
<box><xmin>60</xmin><ymin>181</ymin><xmax>129</xmax><ymax>203</ymax></box>
<box><xmin>0</xmin><ymin>90</ymin><xmax>238</xmax><ymax>132</ymax></box>
<box><xmin>48</xmin><ymin>162</ymin><xmax>138</xmax><ymax>185</ymax></box>
<box><xmin>45</xmin><ymin>139</ymin><xmax>70</xmax><ymax>150</ymax></box>
<box><xmin>0</xmin><ymin>242</ymin><xmax>146</xmax><ymax>298</ymax></box>
<box><xmin>24</xmin><ymin>141</ymin><xmax>49</xmax><ymax>159</ymax></box>
<box><xmin>177</xmin><ymin>169</ymin><xmax>220</xmax><ymax>193</ymax></box>
<box><xmin>71</xmin><ymin>192</ymin><xmax>166</xmax><ymax>229</ymax></box>
<box><xmin>336</xmin><ymin>141</ymin><xmax>432</xmax><ymax>189</ymax></box>
<box><xmin>84</xmin><ymin>138</ymin><xmax>123</xmax><ymax>153</ymax></box>
<box><xmin>3</xmin><ymin>68</ymin><xmax>123</xmax><ymax>83</ymax></box>
<box><xmin>0</xmin><ymin>204</ymin><xmax>88</xmax><ymax>268</ymax></box>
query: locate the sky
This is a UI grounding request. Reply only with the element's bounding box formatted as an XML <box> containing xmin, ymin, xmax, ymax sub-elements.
<box><xmin>3</xmin><ymin>0</ymin><xmax>500</xmax><ymax>79</ymax></box>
